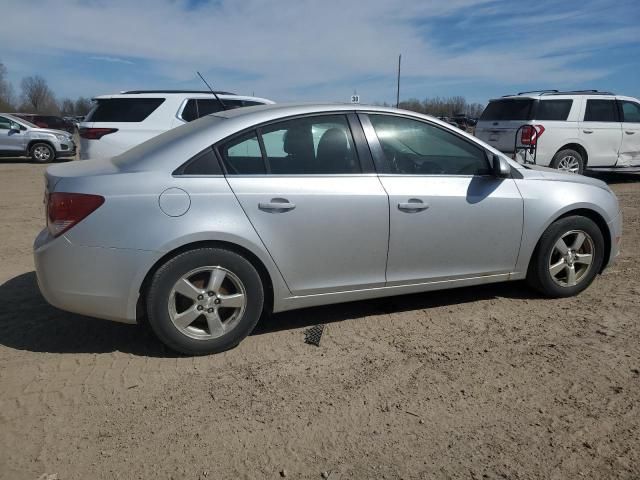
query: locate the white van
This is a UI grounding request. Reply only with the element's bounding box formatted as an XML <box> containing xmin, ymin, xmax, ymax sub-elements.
<box><xmin>79</xmin><ymin>90</ymin><xmax>274</xmax><ymax>159</ymax></box>
<box><xmin>475</xmin><ymin>90</ymin><xmax>640</xmax><ymax>174</ymax></box>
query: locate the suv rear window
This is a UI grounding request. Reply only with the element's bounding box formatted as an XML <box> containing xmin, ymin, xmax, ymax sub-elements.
<box><xmin>535</xmin><ymin>100</ymin><xmax>573</xmax><ymax>121</ymax></box>
<box><xmin>480</xmin><ymin>100</ymin><xmax>534</xmax><ymax>121</ymax></box>
<box><xmin>87</xmin><ymin>98</ymin><xmax>165</xmax><ymax>122</ymax></box>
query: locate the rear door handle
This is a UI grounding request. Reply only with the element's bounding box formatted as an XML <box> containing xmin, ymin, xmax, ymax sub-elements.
<box><xmin>398</xmin><ymin>199</ymin><xmax>430</xmax><ymax>212</ymax></box>
<box><xmin>625</xmin><ymin>130</ymin><xmax>636</xmax><ymax>135</ymax></box>
<box><xmin>258</xmin><ymin>198</ymin><xmax>296</xmax><ymax>212</ymax></box>
<box><xmin>582</xmin><ymin>129</ymin><xmax>594</xmax><ymax>134</ymax></box>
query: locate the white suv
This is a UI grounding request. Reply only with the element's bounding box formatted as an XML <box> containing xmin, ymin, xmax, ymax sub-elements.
<box><xmin>79</xmin><ymin>90</ymin><xmax>274</xmax><ymax>159</ymax></box>
<box><xmin>475</xmin><ymin>90</ymin><xmax>640</xmax><ymax>174</ymax></box>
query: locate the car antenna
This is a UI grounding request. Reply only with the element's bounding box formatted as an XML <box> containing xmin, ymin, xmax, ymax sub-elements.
<box><xmin>196</xmin><ymin>71</ymin><xmax>228</xmax><ymax>110</ymax></box>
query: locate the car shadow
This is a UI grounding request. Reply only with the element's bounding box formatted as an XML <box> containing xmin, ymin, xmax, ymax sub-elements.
<box><xmin>0</xmin><ymin>271</ymin><xmax>541</xmax><ymax>356</ymax></box>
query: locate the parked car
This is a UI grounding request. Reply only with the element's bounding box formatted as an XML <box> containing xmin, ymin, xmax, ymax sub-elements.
<box><xmin>13</xmin><ymin>113</ymin><xmax>75</xmax><ymax>134</ymax></box>
<box><xmin>78</xmin><ymin>90</ymin><xmax>274</xmax><ymax>160</ymax></box>
<box><xmin>0</xmin><ymin>113</ymin><xmax>76</xmax><ymax>162</ymax></box>
<box><xmin>475</xmin><ymin>90</ymin><xmax>640</xmax><ymax>174</ymax></box>
<box><xmin>35</xmin><ymin>104</ymin><xmax>622</xmax><ymax>355</ymax></box>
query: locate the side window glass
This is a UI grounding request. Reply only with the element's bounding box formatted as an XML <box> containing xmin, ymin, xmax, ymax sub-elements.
<box><xmin>0</xmin><ymin>116</ymin><xmax>11</xmax><ymax>130</ymax></box>
<box><xmin>181</xmin><ymin>99</ymin><xmax>198</xmax><ymax>122</ymax></box>
<box><xmin>260</xmin><ymin>115</ymin><xmax>360</xmax><ymax>174</ymax></box>
<box><xmin>196</xmin><ymin>99</ymin><xmax>224</xmax><ymax>117</ymax></box>
<box><xmin>584</xmin><ymin>100</ymin><xmax>618</xmax><ymax>122</ymax></box>
<box><xmin>220</xmin><ymin>131</ymin><xmax>265</xmax><ymax>175</ymax></box>
<box><xmin>369</xmin><ymin>115</ymin><xmax>490</xmax><ymax>175</ymax></box>
<box><xmin>621</xmin><ymin>101</ymin><xmax>640</xmax><ymax>123</ymax></box>
<box><xmin>536</xmin><ymin>100</ymin><xmax>573</xmax><ymax>121</ymax></box>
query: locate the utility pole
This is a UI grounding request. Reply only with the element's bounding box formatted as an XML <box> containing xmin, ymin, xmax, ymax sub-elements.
<box><xmin>396</xmin><ymin>54</ymin><xmax>401</xmax><ymax>108</ymax></box>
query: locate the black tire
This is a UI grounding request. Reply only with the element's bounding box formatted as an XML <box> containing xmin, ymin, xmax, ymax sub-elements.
<box><xmin>146</xmin><ymin>248</ymin><xmax>264</xmax><ymax>355</ymax></box>
<box><xmin>30</xmin><ymin>142</ymin><xmax>55</xmax><ymax>163</ymax></box>
<box><xmin>527</xmin><ymin>216</ymin><xmax>605</xmax><ymax>298</ymax></box>
<box><xmin>550</xmin><ymin>148</ymin><xmax>584</xmax><ymax>175</ymax></box>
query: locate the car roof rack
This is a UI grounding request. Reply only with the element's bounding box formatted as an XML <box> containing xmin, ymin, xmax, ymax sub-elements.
<box><xmin>503</xmin><ymin>89</ymin><xmax>615</xmax><ymax>97</ymax></box>
<box><xmin>120</xmin><ymin>89</ymin><xmax>236</xmax><ymax>95</ymax></box>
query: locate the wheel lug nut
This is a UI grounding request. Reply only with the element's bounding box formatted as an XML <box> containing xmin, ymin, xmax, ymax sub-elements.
<box><xmin>208</xmin><ymin>291</ymin><xmax>214</xmax><ymax>297</ymax></box>
<box><xmin>197</xmin><ymin>295</ymin><xmax>204</xmax><ymax>300</ymax></box>
<box><xmin>207</xmin><ymin>308</ymin><xmax>214</xmax><ymax>313</ymax></box>
<box><xmin>214</xmin><ymin>298</ymin><xmax>221</xmax><ymax>305</ymax></box>
<box><xmin>197</xmin><ymin>305</ymin><xmax>203</xmax><ymax>311</ymax></box>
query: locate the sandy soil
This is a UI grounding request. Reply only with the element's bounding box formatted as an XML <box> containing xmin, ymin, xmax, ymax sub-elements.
<box><xmin>0</xmin><ymin>160</ymin><xmax>639</xmax><ymax>480</ymax></box>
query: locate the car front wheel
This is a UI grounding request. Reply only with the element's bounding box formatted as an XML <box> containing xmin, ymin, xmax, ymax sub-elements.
<box><xmin>146</xmin><ymin>248</ymin><xmax>264</xmax><ymax>355</ymax></box>
<box><xmin>527</xmin><ymin>216</ymin><xmax>605</xmax><ymax>298</ymax></box>
<box><xmin>30</xmin><ymin>142</ymin><xmax>55</xmax><ymax>163</ymax></box>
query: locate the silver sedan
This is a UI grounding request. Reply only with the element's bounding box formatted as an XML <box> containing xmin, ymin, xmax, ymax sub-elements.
<box><xmin>34</xmin><ymin>104</ymin><xmax>623</xmax><ymax>355</ymax></box>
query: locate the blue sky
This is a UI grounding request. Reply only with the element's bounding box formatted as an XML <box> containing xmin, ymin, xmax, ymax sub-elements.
<box><xmin>0</xmin><ymin>0</ymin><xmax>638</xmax><ymax>105</ymax></box>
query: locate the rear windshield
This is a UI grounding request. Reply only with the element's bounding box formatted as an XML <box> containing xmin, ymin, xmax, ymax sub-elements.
<box><xmin>87</xmin><ymin>98</ymin><xmax>165</xmax><ymax>122</ymax></box>
<box><xmin>535</xmin><ymin>100</ymin><xmax>573</xmax><ymax>121</ymax></box>
<box><xmin>480</xmin><ymin>99</ymin><xmax>534</xmax><ymax>121</ymax></box>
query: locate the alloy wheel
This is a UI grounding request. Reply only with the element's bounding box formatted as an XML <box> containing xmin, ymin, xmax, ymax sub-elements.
<box><xmin>556</xmin><ymin>155</ymin><xmax>580</xmax><ymax>173</ymax></box>
<box><xmin>548</xmin><ymin>230</ymin><xmax>594</xmax><ymax>287</ymax></box>
<box><xmin>167</xmin><ymin>266</ymin><xmax>247</xmax><ymax>340</ymax></box>
<box><xmin>33</xmin><ymin>145</ymin><xmax>51</xmax><ymax>162</ymax></box>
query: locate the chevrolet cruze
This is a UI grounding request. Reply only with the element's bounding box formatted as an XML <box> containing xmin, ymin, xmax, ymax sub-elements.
<box><xmin>34</xmin><ymin>104</ymin><xmax>622</xmax><ymax>355</ymax></box>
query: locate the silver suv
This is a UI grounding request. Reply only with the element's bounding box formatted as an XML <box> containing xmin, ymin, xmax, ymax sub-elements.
<box><xmin>0</xmin><ymin>113</ymin><xmax>76</xmax><ymax>163</ymax></box>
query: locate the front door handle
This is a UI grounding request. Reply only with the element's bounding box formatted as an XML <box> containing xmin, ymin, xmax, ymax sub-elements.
<box><xmin>625</xmin><ymin>130</ymin><xmax>636</xmax><ymax>135</ymax></box>
<box><xmin>582</xmin><ymin>129</ymin><xmax>594</xmax><ymax>134</ymax></box>
<box><xmin>398</xmin><ymin>199</ymin><xmax>430</xmax><ymax>212</ymax></box>
<box><xmin>258</xmin><ymin>198</ymin><xmax>296</xmax><ymax>212</ymax></box>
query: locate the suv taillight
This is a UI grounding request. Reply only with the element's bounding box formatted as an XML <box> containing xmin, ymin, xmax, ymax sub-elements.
<box><xmin>521</xmin><ymin>125</ymin><xmax>545</xmax><ymax>145</ymax></box>
<box><xmin>47</xmin><ymin>192</ymin><xmax>104</xmax><ymax>237</ymax></box>
<box><xmin>79</xmin><ymin>127</ymin><xmax>118</xmax><ymax>140</ymax></box>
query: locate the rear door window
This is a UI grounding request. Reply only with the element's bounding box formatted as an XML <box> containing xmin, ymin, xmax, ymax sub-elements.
<box><xmin>479</xmin><ymin>100</ymin><xmax>534</xmax><ymax>121</ymax></box>
<box><xmin>535</xmin><ymin>100</ymin><xmax>573</xmax><ymax>120</ymax></box>
<box><xmin>584</xmin><ymin>100</ymin><xmax>619</xmax><ymax>122</ymax></box>
<box><xmin>87</xmin><ymin>98</ymin><xmax>165</xmax><ymax>122</ymax></box>
<box><xmin>220</xmin><ymin>131</ymin><xmax>265</xmax><ymax>174</ymax></box>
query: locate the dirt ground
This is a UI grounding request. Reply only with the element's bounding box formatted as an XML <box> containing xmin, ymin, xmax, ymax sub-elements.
<box><xmin>0</xmin><ymin>159</ymin><xmax>639</xmax><ymax>480</ymax></box>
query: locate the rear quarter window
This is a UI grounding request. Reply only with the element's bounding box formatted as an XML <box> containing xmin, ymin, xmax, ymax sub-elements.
<box><xmin>479</xmin><ymin>100</ymin><xmax>534</xmax><ymax>121</ymax></box>
<box><xmin>535</xmin><ymin>100</ymin><xmax>573</xmax><ymax>121</ymax></box>
<box><xmin>87</xmin><ymin>98</ymin><xmax>165</xmax><ymax>122</ymax></box>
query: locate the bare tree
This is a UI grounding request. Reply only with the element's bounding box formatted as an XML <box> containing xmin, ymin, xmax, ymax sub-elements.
<box><xmin>74</xmin><ymin>96</ymin><xmax>92</xmax><ymax>116</ymax></box>
<box><xmin>59</xmin><ymin>98</ymin><xmax>75</xmax><ymax>116</ymax></box>
<box><xmin>398</xmin><ymin>96</ymin><xmax>486</xmax><ymax>118</ymax></box>
<box><xmin>20</xmin><ymin>75</ymin><xmax>58</xmax><ymax>113</ymax></box>
<box><xmin>0</xmin><ymin>61</ymin><xmax>16</xmax><ymax>111</ymax></box>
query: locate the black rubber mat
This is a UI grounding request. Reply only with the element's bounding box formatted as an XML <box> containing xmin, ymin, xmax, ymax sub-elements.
<box><xmin>304</xmin><ymin>324</ymin><xmax>325</xmax><ymax>346</ymax></box>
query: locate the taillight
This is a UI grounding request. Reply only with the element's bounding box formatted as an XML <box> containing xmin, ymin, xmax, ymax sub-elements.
<box><xmin>79</xmin><ymin>127</ymin><xmax>118</xmax><ymax>140</ymax></box>
<box><xmin>47</xmin><ymin>192</ymin><xmax>104</xmax><ymax>237</ymax></box>
<box><xmin>521</xmin><ymin>125</ymin><xmax>545</xmax><ymax>145</ymax></box>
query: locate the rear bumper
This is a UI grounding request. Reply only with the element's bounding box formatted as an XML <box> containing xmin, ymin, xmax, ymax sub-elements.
<box><xmin>33</xmin><ymin>229</ymin><xmax>156</xmax><ymax>324</ymax></box>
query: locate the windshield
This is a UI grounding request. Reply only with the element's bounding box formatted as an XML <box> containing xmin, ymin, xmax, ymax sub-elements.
<box><xmin>480</xmin><ymin>99</ymin><xmax>534</xmax><ymax>121</ymax></box>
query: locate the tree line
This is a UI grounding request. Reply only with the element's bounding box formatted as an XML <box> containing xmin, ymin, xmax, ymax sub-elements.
<box><xmin>0</xmin><ymin>61</ymin><xmax>92</xmax><ymax>117</ymax></box>
<box><xmin>381</xmin><ymin>96</ymin><xmax>486</xmax><ymax>118</ymax></box>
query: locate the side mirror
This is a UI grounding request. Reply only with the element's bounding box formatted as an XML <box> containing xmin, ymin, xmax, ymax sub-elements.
<box><xmin>9</xmin><ymin>122</ymin><xmax>20</xmax><ymax>132</ymax></box>
<box><xmin>492</xmin><ymin>154</ymin><xmax>511</xmax><ymax>178</ymax></box>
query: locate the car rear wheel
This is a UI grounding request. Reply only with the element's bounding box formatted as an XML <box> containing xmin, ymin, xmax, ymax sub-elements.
<box><xmin>146</xmin><ymin>248</ymin><xmax>264</xmax><ymax>355</ymax></box>
<box><xmin>551</xmin><ymin>149</ymin><xmax>584</xmax><ymax>174</ymax></box>
<box><xmin>527</xmin><ymin>216</ymin><xmax>604</xmax><ymax>297</ymax></box>
<box><xmin>30</xmin><ymin>142</ymin><xmax>55</xmax><ymax>163</ymax></box>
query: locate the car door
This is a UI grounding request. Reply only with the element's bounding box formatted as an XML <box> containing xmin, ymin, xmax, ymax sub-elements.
<box><xmin>0</xmin><ymin>116</ymin><xmax>26</xmax><ymax>154</ymax></box>
<box><xmin>360</xmin><ymin>113</ymin><xmax>523</xmax><ymax>285</ymax></box>
<box><xmin>221</xmin><ymin>113</ymin><xmax>389</xmax><ymax>296</ymax></box>
<box><xmin>579</xmin><ymin>98</ymin><xmax>622</xmax><ymax>166</ymax></box>
<box><xmin>618</xmin><ymin>99</ymin><xmax>640</xmax><ymax>167</ymax></box>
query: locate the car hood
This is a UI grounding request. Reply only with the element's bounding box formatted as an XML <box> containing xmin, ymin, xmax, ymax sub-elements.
<box><xmin>29</xmin><ymin>127</ymin><xmax>72</xmax><ymax>137</ymax></box>
<box><xmin>520</xmin><ymin>164</ymin><xmax>610</xmax><ymax>191</ymax></box>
